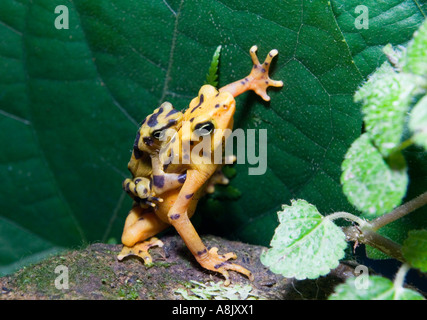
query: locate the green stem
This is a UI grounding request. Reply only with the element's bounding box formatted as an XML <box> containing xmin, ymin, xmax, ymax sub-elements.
<box><xmin>370</xmin><ymin>190</ymin><xmax>427</xmax><ymax>230</ymax></box>
<box><xmin>393</xmin><ymin>137</ymin><xmax>415</xmax><ymax>153</ymax></box>
<box><xmin>393</xmin><ymin>263</ymin><xmax>411</xmax><ymax>299</ymax></box>
<box><xmin>325</xmin><ymin>211</ymin><xmax>368</xmax><ymax>227</ymax></box>
<box><xmin>394</xmin><ymin>263</ymin><xmax>410</xmax><ymax>289</ymax></box>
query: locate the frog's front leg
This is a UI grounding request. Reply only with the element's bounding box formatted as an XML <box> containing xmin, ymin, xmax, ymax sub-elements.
<box><xmin>219</xmin><ymin>45</ymin><xmax>283</xmax><ymax>101</ymax></box>
<box><xmin>150</xmin><ymin>154</ymin><xmax>187</xmax><ymax>195</ymax></box>
<box><xmin>118</xmin><ymin>204</ymin><xmax>169</xmax><ymax>264</ymax></box>
<box><xmin>123</xmin><ymin>177</ymin><xmax>163</xmax><ymax>208</ymax></box>
<box><xmin>167</xmin><ymin>169</ymin><xmax>253</xmax><ymax>286</ymax></box>
<box><xmin>151</xmin><ymin>172</ymin><xmax>187</xmax><ymax>195</ymax></box>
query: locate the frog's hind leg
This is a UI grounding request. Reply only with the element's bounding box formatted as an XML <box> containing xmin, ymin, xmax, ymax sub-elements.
<box><xmin>219</xmin><ymin>45</ymin><xmax>283</xmax><ymax>101</ymax></box>
<box><xmin>118</xmin><ymin>204</ymin><xmax>169</xmax><ymax>265</ymax></box>
<box><xmin>200</xmin><ymin>247</ymin><xmax>254</xmax><ymax>286</ymax></box>
<box><xmin>167</xmin><ymin>169</ymin><xmax>253</xmax><ymax>285</ymax></box>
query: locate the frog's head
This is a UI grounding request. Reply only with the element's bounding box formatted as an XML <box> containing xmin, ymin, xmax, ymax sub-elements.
<box><xmin>136</xmin><ymin>102</ymin><xmax>183</xmax><ymax>155</ymax></box>
<box><xmin>183</xmin><ymin>85</ymin><xmax>236</xmax><ymax>154</ymax></box>
<box><xmin>159</xmin><ymin>85</ymin><xmax>236</xmax><ymax>173</ymax></box>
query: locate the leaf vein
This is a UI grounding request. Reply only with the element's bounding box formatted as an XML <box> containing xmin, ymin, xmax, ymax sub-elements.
<box><xmin>0</xmin><ymin>109</ymin><xmax>31</xmax><ymax>125</ymax></box>
<box><xmin>72</xmin><ymin>2</ymin><xmax>139</xmax><ymax>128</ymax></box>
<box><xmin>0</xmin><ymin>19</ymin><xmax>23</xmax><ymax>36</ymax></box>
<box><xmin>159</xmin><ymin>0</ymin><xmax>184</xmax><ymax>104</ymax></box>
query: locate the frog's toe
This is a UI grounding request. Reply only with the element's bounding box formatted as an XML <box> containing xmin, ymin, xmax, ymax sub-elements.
<box><xmin>254</xmin><ymin>88</ymin><xmax>272</xmax><ymax>102</ymax></box>
<box><xmin>117</xmin><ymin>237</ymin><xmax>164</xmax><ymax>265</ymax></box>
<box><xmin>215</xmin><ymin>260</ymin><xmax>254</xmax><ymax>286</ymax></box>
<box><xmin>270</xmin><ymin>79</ymin><xmax>284</xmax><ymax>88</ymax></box>
<box><xmin>205</xmin><ymin>169</ymin><xmax>230</xmax><ymax>194</ymax></box>
<box><xmin>198</xmin><ymin>247</ymin><xmax>253</xmax><ymax>286</ymax></box>
<box><xmin>142</xmin><ymin>195</ymin><xmax>163</xmax><ymax>208</ymax></box>
<box><xmin>209</xmin><ymin>247</ymin><xmax>236</xmax><ymax>260</ymax></box>
<box><xmin>117</xmin><ymin>246</ymin><xmax>153</xmax><ymax>265</ymax></box>
<box><xmin>249</xmin><ymin>45</ymin><xmax>261</xmax><ymax>65</ymax></box>
<box><xmin>135</xmin><ymin>178</ymin><xmax>153</xmax><ymax>198</ymax></box>
<box><xmin>123</xmin><ymin>178</ymin><xmax>136</xmax><ymax>195</ymax></box>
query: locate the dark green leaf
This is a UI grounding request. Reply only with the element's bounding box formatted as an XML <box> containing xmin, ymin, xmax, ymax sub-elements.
<box><xmin>330</xmin><ymin>0</ymin><xmax>427</xmax><ymax>77</ymax></box>
<box><xmin>0</xmin><ymin>0</ymin><xmax>426</xmax><ymax>274</ymax></box>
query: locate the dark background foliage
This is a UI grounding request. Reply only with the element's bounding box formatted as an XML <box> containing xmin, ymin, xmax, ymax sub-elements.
<box><xmin>0</xmin><ymin>0</ymin><xmax>426</xmax><ymax>275</ymax></box>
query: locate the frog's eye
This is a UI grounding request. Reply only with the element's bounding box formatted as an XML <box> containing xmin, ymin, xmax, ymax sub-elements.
<box><xmin>152</xmin><ymin>129</ymin><xmax>165</xmax><ymax>140</ymax></box>
<box><xmin>194</xmin><ymin>121</ymin><xmax>215</xmax><ymax>136</ymax></box>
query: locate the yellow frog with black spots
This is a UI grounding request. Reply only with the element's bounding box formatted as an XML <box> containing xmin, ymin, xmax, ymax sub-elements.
<box><xmin>119</xmin><ymin>101</ymin><xmax>230</xmax><ymax>262</ymax></box>
<box><xmin>119</xmin><ymin>46</ymin><xmax>283</xmax><ymax>285</ymax></box>
<box><xmin>118</xmin><ymin>102</ymin><xmax>185</xmax><ymax>262</ymax></box>
<box><xmin>123</xmin><ymin>101</ymin><xmax>185</xmax><ymax>208</ymax></box>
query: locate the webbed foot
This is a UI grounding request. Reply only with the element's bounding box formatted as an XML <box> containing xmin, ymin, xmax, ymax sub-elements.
<box><xmin>219</xmin><ymin>45</ymin><xmax>283</xmax><ymax>101</ymax></box>
<box><xmin>247</xmin><ymin>45</ymin><xmax>284</xmax><ymax>101</ymax></box>
<box><xmin>117</xmin><ymin>237</ymin><xmax>164</xmax><ymax>265</ymax></box>
<box><xmin>197</xmin><ymin>247</ymin><xmax>254</xmax><ymax>286</ymax></box>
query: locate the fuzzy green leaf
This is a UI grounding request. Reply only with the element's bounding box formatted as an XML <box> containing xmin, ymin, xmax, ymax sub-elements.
<box><xmin>409</xmin><ymin>95</ymin><xmax>427</xmax><ymax>150</ymax></box>
<box><xmin>403</xmin><ymin>19</ymin><xmax>427</xmax><ymax>76</ymax></box>
<box><xmin>354</xmin><ymin>62</ymin><xmax>415</xmax><ymax>157</ymax></box>
<box><xmin>260</xmin><ymin>199</ymin><xmax>347</xmax><ymax>280</ymax></box>
<box><xmin>402</xmin><ymin>230</ymin><xmax>427</xmax><ymax>272</ymax></box>
<box><xmin>329</xmin><ymin>275</ymin><xmax>425</xmax><ymax>300</ymax></box>
<box><xmin>341</xmin><ymin>133</ymin><xmax>408</xmax><ymax>217</ymax></box>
